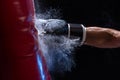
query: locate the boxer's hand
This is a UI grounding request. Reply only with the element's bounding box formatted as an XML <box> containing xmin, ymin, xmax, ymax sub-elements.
<box><xmin>35</xmin><ymin>19</ymin><xmax>68</xmax><ymax>35</ymax></box>
<box><xmin>44</xmin><ymin>19</ymin><xmax>68</xmax><ymax>35</ymax></box>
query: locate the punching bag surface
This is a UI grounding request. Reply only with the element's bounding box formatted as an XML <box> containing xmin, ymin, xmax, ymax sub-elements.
<box><xmin>1</xmin><ymin>0</ymin><xmax>51</xmax><ymax>80</ymax></box>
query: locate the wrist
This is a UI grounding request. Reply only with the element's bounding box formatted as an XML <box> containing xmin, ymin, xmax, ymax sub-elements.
<box><xmin>68</xmin><ymin>23</ymin><xmax>86</xmax><ymax>46</ymax></box>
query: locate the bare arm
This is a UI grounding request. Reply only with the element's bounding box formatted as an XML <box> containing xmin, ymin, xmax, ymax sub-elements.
<box><xmin>84</xmin><ymin>26</ymin><xmax>120</xmax><ymax>48</ymax></box>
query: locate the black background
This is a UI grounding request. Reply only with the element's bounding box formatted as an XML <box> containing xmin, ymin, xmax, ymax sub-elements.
<box><xmin>34</xmin><ymin>0</ymin><xmax>120</xmax><ymax>80</ymax></box>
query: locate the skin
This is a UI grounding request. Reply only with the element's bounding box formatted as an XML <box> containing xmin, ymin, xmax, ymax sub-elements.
<box><xmin>84</xmin><ymin>26</ymin><xmax>120</xmax><ymax>48</ymax></box>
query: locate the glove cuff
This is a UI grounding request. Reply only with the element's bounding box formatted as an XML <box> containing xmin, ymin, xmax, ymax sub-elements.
<box><xmin>68</xmin><ymin>23</ymin><xmax>86</xmax><ymax>46</ymax></box>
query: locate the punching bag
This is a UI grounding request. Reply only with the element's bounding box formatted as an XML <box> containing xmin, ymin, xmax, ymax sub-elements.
<box><xmin>0</xmin><ymin>0</ymin><xmax>51</xmax><ymax>80</ymax></box>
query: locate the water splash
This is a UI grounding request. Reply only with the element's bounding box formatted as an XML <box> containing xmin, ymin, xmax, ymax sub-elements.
<box><xmin>35</xmin><ymin>17</ymin><xmax>79</xmax><ymax>73</ymax></box>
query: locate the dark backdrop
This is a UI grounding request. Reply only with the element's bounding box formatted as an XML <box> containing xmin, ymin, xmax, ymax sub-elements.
<box><xmin>34</xmin><ymin>0</ymin><xmax>120</xmax><ymax>80</ymax></box>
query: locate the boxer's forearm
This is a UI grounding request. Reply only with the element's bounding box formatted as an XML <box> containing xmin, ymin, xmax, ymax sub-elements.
<box><xmin>84</xmin><ymin>27</ymin><xmax>120</xmax><ymax>48</ymax></box>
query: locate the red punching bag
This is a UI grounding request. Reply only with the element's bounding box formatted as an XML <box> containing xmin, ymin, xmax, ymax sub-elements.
<box><xmin>0</xmin><ymin>0</ymin><xmax>51</xmax><ymax>80</ymax></box>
